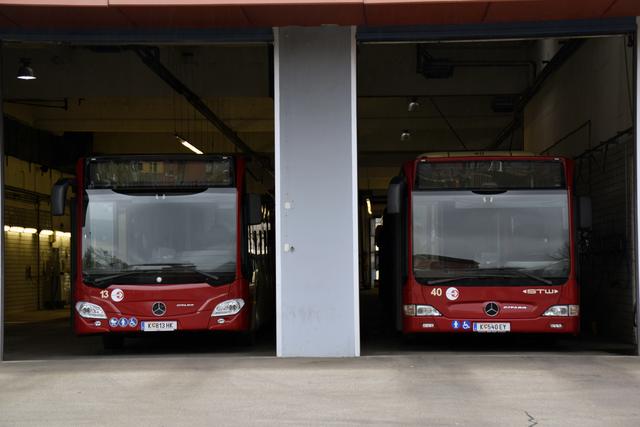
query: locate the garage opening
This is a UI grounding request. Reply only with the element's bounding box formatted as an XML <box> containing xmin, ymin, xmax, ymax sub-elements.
<box><xmin>2</xmin><ymin>41</ymin><xmax>275</xmax><ymax>360</ymax></box>
<box><xmin>357</xmin><ymin>33</ymin><xmax>637</xmax><ymax>354</ymax></box>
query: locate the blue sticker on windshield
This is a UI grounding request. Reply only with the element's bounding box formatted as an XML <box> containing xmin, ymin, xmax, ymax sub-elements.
<box><xmin>451</xmin><ymin>320</ymin><xmax>460</xmax><ymax>330</ymax></box>
<box><xmin>118</xmin><ymin>317</ymin><xmax>128</xmax><ymax>328</ymax></box>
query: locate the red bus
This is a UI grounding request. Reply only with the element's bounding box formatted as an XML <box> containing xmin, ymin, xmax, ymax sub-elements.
<box><xmin>52</xmin><ymin>155</ymin><xmax>274</xmax><ymax>349</ymax></box>
<box><xmin>380</xmin><ymin>152</ymin><xmax>587</xmax><ymax>336</ymax></box>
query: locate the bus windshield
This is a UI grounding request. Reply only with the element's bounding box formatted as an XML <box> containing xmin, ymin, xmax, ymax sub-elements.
<box><xmin>82</xmin><ymin>188</ymin><xmax>237</xmax><ymax>282</ymax></box>
<box><xmin>412</xmin><ymin>190</ymin><xmax>570</xmax><ymax>285</ymax></box>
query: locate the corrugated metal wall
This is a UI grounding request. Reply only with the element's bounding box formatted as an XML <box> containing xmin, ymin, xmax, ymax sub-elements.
<box><xmin>3</xmin><ymin>183</ymin><xmax>71</xmax><ymax>315</ymax></box>
<box><xmin>575</xmin><ymin>135</ymin><xmax>636</xmax><ymax>343</ymax></box>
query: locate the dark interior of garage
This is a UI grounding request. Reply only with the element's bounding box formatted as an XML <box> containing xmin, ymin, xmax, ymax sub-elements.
<box><xmin>1</xmin><ymin>42</ymin><xmax>276</xmax><ymax>359</ymax></box>
<box><xmin>1</xmin><ymin>32</ymin><xmax>638</xmax><ymax>359</ymax></box>
<box><xmin>357</xmin><ymin>35</ymin><xmax>637</xmax><ymax>354</ymax></box>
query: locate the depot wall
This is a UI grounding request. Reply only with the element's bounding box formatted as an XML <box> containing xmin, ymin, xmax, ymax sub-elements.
<box><xmin>524</xmin><ymin>37</ymin><xmax>633</xmax><ymax>155</ymax></box>
<box><xmin>524</xmin><ymin>37</ymin><xmax>636</xmax><ymax>343</ymax></box>
<box><xmin>4</xmin><ymin>229</ymin><xmax>71</xmax><ymax>314</ymax></box>
<box><xmin>3</xmin><ymin>156</ymin><xmax>71</xmax><ymax>314</ymax></box>
<box><xmin>4</xmin><ymin>156</ymin><xmax>68</xmax><ymax>195</ymax></box>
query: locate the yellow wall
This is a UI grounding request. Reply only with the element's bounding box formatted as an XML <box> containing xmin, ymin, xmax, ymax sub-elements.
<box><xmin>4</xmin><ymin>156</ymin><xmax>72</xmax><ymax>313</ymax></box>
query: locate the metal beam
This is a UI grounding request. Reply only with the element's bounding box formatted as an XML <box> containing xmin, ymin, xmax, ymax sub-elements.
<box><xmin>133</xmin><ymin>47</ymin><xmax>273</xmax><ymax>176</ymax></box>
<box><xmin>358</xmin><ymin>17</ymin><xmax>636</xmax><ymax>43</ymax></box>
<box><xmin>0</xmin><ymin>28</ymin><xmax>274</xmax><ymax>45</ymax></box>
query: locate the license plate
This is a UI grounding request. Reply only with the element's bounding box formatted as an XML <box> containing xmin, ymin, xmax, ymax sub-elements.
<box><xmin>141</xmin><ymin>321</ymin><xmax>177</xmax><ymax>332</ymax></box>
<box><xmin>473</xmin><ymin>322</ymin><xmax>510</xmax><ymax>333</ymax></box>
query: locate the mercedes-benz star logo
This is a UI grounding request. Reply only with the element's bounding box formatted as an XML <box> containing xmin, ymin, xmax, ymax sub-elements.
<box><xmin>484</xmin><ymin>302</ymin><xmax>500</xmax><ymax>317</ymax></box>
<box><xmin>152</xmin><ymin>302</ymin><xmax>166</xmax><ymax>317</ymax></box>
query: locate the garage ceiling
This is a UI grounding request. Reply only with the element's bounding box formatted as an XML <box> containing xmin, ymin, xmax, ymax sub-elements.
<box><xmin>0</xmin><ymin>0</ymin><xmax>638</xmax><ymax>29</ymax></box>
<box><xmin>1</xmin><ymin>39</ymin><xmax>544</xmax><ymax>191</ymax></box>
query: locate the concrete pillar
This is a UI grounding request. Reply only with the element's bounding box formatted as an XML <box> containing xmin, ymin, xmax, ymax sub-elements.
<box><xmin>274</xmin><ymin>27</ymin><xmax>360</xmax><ymax>357</ymax></box>
<box><xmin>636</xmin><ymin>18</ymin><xmax>640</xmax><ymax>356</ymax></box>
<box><xmin>0</xmin><ymin>45</ymin><xmax>5</xmax><ymax>361</ymax></box>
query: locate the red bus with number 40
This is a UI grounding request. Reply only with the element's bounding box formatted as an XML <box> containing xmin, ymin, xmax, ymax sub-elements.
<box><xmin>379</xmin><ymin>152</ymin><xmax>588</xmax><ymax>336</ymax></box>
<box><xmin>52</xmin><ymin>155</ymin><xmax>274</xmax><ymax>349</ymax></box>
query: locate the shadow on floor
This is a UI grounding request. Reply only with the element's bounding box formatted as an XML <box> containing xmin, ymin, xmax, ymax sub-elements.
<box><xmin>4</xmin><ymin>315</ymin><xmax>276</xmax><ymax>361</ymax></box>
<box><xmin>3</xmin><ymin>289</ymin><xmax>635</xmax><ymax>360</ymax></box>
<box><xmin>358</xmin><ymin>288</ymin><xmax>637</xmax><ymax>356</ymax></box>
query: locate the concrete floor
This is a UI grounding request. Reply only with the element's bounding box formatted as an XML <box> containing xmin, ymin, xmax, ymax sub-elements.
<box><xmin>1</xmin><ymin>293</ymin><xmax>639</xmax><ymax>426</ymax></box>
<box><xmin>1</xmin><ymin>353</ymin><xmax>640</xmax><ymax>426</ymax></box>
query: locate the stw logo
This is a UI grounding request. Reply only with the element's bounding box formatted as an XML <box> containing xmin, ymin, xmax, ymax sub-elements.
<box><xmin>522</xmin><ymin>289</ymin><xmax>559</xmax><ymax>295</ymax></box>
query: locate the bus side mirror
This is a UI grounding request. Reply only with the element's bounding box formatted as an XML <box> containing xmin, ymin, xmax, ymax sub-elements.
<box><xmin>52</xmin><ymin>178</ymin><xmax>75</xmax><ymax>216</ymax></box>
<box><xmin>387</xmin><ymin>176</ymin><xmax>406</xmax><ymax>215</ymax></box>
<box><xmin>578</xmin><ymin>196</ymin><xmax>592</xmax><ymax>230</ymax></box>
<box><xmin>246</xmin><ymin>193</ymin><xmax>262</xmax><ymax>225</ymax></box>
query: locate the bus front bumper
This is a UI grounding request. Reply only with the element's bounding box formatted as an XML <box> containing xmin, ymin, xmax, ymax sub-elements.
<box><xmin>403</xmin><ymin>316</ymin><xmax>579</xmax><ymax>334</ymax></box>
<box><xmin>74</xmin><ymin>309</ymin><xmax>250</xmax><ymax>335</ymax></box>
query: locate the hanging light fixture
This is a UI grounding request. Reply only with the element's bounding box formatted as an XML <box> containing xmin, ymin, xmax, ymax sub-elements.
<box><xmin>175</xmin><ymin>134</ymin><xmax>203</xmax><ymax>155</ymax></box>
<box><xmin>400</xmin><ymin>130</ymin><xmax>412</xmax><ymax>141</ymax></box>
<box><xmin>408</xmin><ymin>97</ymin><xmax>420</xmax><ymax>112</ymax></box>
<box><xmin>17</xmin><ymin>58</ymin><xmax>36</xmax><ymax>80</ymax></box>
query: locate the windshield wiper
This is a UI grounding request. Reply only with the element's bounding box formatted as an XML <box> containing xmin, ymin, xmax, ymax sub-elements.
<box><xmin>127</xmin><ymin>263</ymin><xmax>194</xmax><ymax>268</ymax></box>
<box><xmin>426</xmin><ymin>275</ymin><xmax>511</xmax><ymax>285</ymax></box>
<box><xmin>84</xmin><ymin>270</ymin><xmax>154</xmax><ymax>287</ymax></box>
<box><xmin>84</xmin><ymin>264</ymin><xmax>190</xmax><ymax>286</ymax></box>
<box><xmin>170</xmin><ymin>266</ymin><xmax>221</xmax><ymax>282</ymax></box>
<box><xmin>85</xmin><ymin>264</ymin><xmax>231</xmax><ymax>287</ymax></box>
<box><xmin>425</xmin><ymin>269</ymin><xmax>553</xmax><ymax>286</ymax></box>
<box><xmin>153</xmin><ymin>263</ymin><xmax>229</xmax><ymax>283</ymax></box>
<box><xmin>503</xmin><ymin>269</ymin><xmax>552</xmax><ymax>285</ymax></box>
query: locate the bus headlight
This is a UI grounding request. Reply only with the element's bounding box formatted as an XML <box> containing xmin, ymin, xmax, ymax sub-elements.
<box><xmin>75</xmin><ymin>302</ymin><xmax>107</xmax><ymax>319</ymax></box>
<box><xmin>543</xmin><ymin>305</ymin><xmax>579</xmax><ymax>317</ymax></box>
<box><xmin>417</xmin><ymin>305</ymin><xmax>442</xmax><ymax>316</ymax></box>
<box><xmin>212</xmin><ymin>299</ymin><xmax>245</xmax><ymax>317</ymax></box>
<box><xmin>404</xmin><ymin>304</ymin><xmax>441</xmax><ymax>317</ymax></box>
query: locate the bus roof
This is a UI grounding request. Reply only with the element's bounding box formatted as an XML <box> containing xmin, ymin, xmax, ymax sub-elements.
<box><xmin>417</xmin><ymin>151</ymin><xmax>536</xmax><ymax>159</ymax></box>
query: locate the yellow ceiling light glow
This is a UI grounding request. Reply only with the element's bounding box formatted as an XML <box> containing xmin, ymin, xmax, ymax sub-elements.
<box><xmin>175</xmin><ymin>134</ymin><xmax>204</xmax><ymax>155</ymax></box>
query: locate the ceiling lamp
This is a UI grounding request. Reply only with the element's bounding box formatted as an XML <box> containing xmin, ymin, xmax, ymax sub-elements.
<box><xmin>17</xmin><ymin>58</ymin><xmax>36</xmax><ymax>80</ymax></box>
<box><xmin>400</xmin><ymin>130</ymin><xmax>411</xmax><ymax>141</ymax></box>
<box><xmin>408</xmin><ymin>97</ymin><xmax>420</xmax><ymax>112</ymax></box>
<box><xmin>175</xmin><ymin>134</ymin><xmax>203</xmax><ymax>155</ymax></box>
